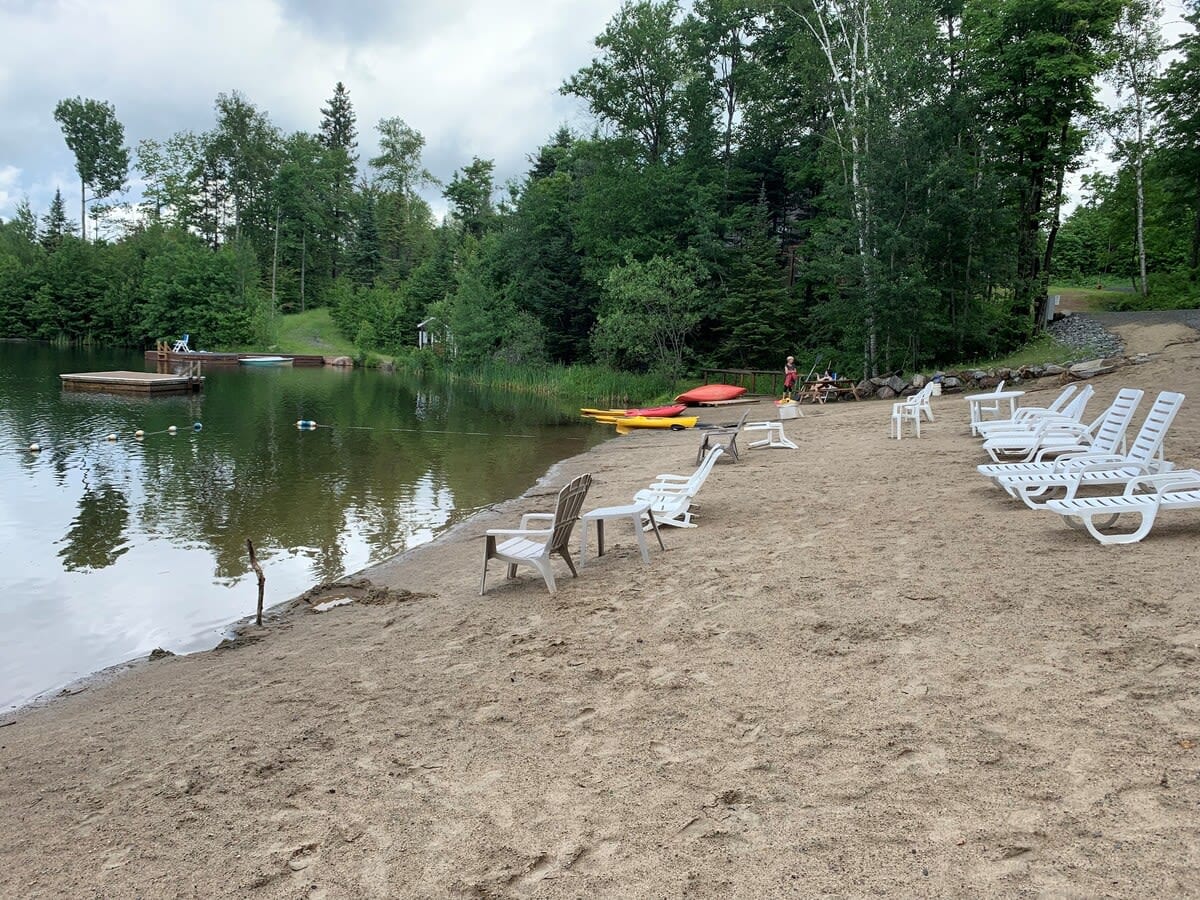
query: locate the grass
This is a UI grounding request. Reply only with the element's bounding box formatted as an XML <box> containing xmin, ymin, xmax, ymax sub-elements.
<box><xmin>961</xmin><ymin>332</ymin><xmax>1085</xmax><ymax>371</ymax></box>
<box><xmin>263</xmin><ymin>308</ymin><xmax>360</xmax><ymax>357</ymax></box>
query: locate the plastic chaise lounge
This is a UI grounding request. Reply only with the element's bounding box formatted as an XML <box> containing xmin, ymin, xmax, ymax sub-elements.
<box><xmin>977</xmin><ymin>388</ymin><xmax>1144</xmax><ymax>482</ymax></box>
<box><xmin>994</xmin><ymin>391</ymin><xmax>1185</xmax><ymax>510</ymax></box>
<box><xmin>481</xmin><ymin>473</ymin><xmax>592</xmax><ymax>595</ymax></box>
<box><xmin>973</xmin><ymin>384</ymin><xmax>1082</xmax><ymax>438</ymax></box>
<box><xmin>1044</xmin><ymin>470</ymin><xmax>1200</xmax><ymax>544</ymax></box>
<box><xmin>978</xmin><ymin>387</ymin><xmax>1099</xmax><ymax>462</ymax></box>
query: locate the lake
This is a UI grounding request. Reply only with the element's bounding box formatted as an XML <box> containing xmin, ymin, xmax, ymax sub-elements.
<box><xmin>0</xmin><ymin>343</ymin><xmax>603</xmax><ymax>710</ymax></box>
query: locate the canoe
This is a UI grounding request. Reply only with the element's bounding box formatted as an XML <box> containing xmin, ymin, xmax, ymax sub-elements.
<box><xmin>674</xmin><ymin>384</ymin><xmax>747</xmax><ymax>404</ymax></box>
<box><xmin>581</xmin><ymin>403</ymin><xmax>688</xmax><ymax>419</ymax></box>
<box><xmin>611</xmin><ymin>415</ymin><xmax>698</xmax><ymax>434</ymax></box>
<box><xmin>239</xmin><ymin>356</ymin><xmax>293</xmax><ymax>367</ymax></box>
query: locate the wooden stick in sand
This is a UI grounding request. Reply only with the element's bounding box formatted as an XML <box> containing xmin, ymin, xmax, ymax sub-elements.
<box><xmin>246</xmin><ymin>539</ymin><xmax>265</xmax><ymax>626</ymax></box>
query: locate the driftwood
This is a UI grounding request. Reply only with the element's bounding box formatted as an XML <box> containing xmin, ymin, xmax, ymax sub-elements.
<box><xmin>246</xmin><ymin>539</ymin><xmax>266</xmax><ymax>626</ymax></box>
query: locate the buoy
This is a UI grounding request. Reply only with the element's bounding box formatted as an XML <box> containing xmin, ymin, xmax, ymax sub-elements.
<box><xmin>28</xmin><ymin>443</ymin><xmax>40</xmax><ymax>452</ymax></box>
<box><xmin>106</xmin><ymin>433</ymin><xmax>117</xmax><ymax>441</ymax></box>
<box><xmin>296</xmin><ymin>419</ymin><xmax>318</xmax><ymax>429</ymax></box>
<box><xmin>193</xmin><ymin>422</ymin><xmax>203</xmax><ymax>431</ymax></box>
<box><xmin>134</xmin><ymin>429</ymin><xmax>145</xmax><ymax>438</ymax></box>
<box><xmin>167</xmin><ymin>425</ymin><xmax>178</xmax><ymax>434</ymax></box>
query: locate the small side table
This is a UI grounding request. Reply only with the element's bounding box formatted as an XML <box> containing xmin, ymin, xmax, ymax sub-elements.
<box><xmin>579</xmin><ymin>500</ymin><xmax>666</xmax><ymax>566</ymax></box>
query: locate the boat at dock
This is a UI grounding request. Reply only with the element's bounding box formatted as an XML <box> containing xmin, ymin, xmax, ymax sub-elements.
<box><xmin>238</xmin><ymin>356</ymin><xmax>293</xmax><ymax>367</ymax></box>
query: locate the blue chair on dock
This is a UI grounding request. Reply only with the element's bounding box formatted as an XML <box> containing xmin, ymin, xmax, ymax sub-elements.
<box><xmin>172</xmin><ymin>334</ymin><xmax>192</xmax><ymax>353</ymax></box>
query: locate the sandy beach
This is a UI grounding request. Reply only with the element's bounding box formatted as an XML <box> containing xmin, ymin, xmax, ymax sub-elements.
<box><xmin>2</xmin><ymin>319</ymin><xmax>1199</xmax><ymax>898</ymax></box>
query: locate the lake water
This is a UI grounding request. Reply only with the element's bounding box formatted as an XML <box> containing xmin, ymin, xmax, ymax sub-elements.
<box><xmin>0</xmin><ymin>343</ymin><xmax>603</xmax><ymax>710</ymax></box>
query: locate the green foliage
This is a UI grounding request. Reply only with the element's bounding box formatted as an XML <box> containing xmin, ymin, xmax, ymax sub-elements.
<box><xmin>53</xmin><ymin>96</ymin><xmax>130</xmax><ymax>240</ymax></box>
<box><xmin>592</xmin><ymin>252</ymin><xmax>706</xmax><ymax>377</ymax></box>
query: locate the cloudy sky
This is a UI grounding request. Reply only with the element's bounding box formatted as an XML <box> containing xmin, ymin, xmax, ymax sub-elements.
<box><xmin>0</xmin><ymin>1</ymin><xmax>1194</xmax><ymax>227</ymax></box>
<box><xmin>0</xmin><ymin>0</ymin><xmax>628</xmax><ymax>224</ymax></box>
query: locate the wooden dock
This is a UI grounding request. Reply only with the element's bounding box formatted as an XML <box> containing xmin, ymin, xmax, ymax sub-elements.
<box><xmin>60</xmin><ymin>370</ymin><xmax>204</xmax><ymax>395</ymax></box>
<box><xmin>145</xmin><ymin>344</ymin><xmax>326</xmax><ymax>367</ymax></box>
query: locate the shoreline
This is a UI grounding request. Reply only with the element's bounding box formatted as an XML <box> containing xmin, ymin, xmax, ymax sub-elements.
<box><xmin>3</xmin><ymin>324</ymin><xmax>1199</xmax><ymax>896</ymax></box>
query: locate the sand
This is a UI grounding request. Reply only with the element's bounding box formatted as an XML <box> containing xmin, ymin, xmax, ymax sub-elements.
<box><xmin>2</xmin><ymin>321</ymin><xmax>1199</xmax><ymax>898</ymax></box>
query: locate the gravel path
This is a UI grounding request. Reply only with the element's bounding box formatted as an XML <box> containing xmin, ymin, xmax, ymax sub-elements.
<box><xmin>1047</xmin><ymin>307</ymin><xmax>1200</xmax><ymax>358</ymax></box>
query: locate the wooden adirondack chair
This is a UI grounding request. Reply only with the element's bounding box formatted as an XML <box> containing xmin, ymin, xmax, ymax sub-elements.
<box><xmin>695</xmin><ymin>411</ymin><xmax>750</xmax><ymax>464</ymax></box>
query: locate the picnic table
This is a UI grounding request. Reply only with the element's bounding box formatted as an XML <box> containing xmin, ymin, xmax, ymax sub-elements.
<box><xmin>800</xmin><ymin>379</ymin><xmax>860</xmax><ymax>403</ymax></box>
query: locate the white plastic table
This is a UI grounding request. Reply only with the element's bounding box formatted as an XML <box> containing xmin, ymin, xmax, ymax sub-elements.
<box><xmin>579</xmin><ymin>500</ymin><xmax>665</xmax><ymax>566</ymax></box>
<box><xmin>966</xmin><ymin>389</ymin><xmax>1025</xmax><ymax>435</ymax></box>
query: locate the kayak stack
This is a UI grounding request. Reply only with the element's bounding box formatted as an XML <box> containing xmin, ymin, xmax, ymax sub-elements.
<box><xmin>580</xmin><ymin>403</ymin><xmax>698</xmax><ymax>434</ymax></box>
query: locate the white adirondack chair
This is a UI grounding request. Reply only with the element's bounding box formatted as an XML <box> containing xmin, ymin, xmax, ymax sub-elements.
<box><xmin>636</xmin><ymin>446</ymin><xmax>723</xmax><ymax>528</ymax></box>
<box><xmin>480</xmin><ymin>473</ymin><xmax>592</xmax><ymax>595</ymax></box>
<box><xmin>976</xmin><ymin>388</ymin><xmax>1144</xmax><ymax>482</ymax></box>
<box><xmin>1045</xmin><ymin>470</ymin><xmax>1200</xmax><ymax>544</ymax></box>
<box><xmin>996</xmin><ymin>391</ymin><xmax>1185</xmax><ymax>510</ymax></box>
<box><xmin>973</xmin><ymin>384</ymin><xmax>1080</xmax><ymax>438</ymax></box>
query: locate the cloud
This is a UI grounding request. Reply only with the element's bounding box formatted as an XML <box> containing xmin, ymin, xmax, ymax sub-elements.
<box><xmin>0</xmin><ymin>0</ymin><xmax>620</xmax><ymax>222</ymax></box>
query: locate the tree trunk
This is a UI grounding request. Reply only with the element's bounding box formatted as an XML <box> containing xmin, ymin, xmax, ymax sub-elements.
<box><xmin>80</xmin><ymin>179</ymin><xmax>86</xmax><ymax>242</ymax></box>
<box><xmin>300</xmin><ymin>232</ymin><xmax>307</xmax><ymax>313</ymax></box>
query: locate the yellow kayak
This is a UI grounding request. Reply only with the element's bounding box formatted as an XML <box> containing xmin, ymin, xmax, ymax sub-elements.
<box><xmin>612</xmin><ymin>415</ymin><xmax>698</xmax><ymax>434</ymax></box>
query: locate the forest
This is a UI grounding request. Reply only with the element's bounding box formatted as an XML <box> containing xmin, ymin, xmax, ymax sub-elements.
<box><xmin>1</xmin><ymin>0</ymin><xmax>1198</xmax><ymax>380</ymax></box>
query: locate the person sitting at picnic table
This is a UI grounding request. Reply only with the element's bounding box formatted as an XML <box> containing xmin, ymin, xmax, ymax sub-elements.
<box><xmin>783</xmin><ymin>356</ymin><xmax>798</xmax><ymax>399</ymax></box>
<box><xmin>810</xmin><ymin>368</ymin><xmax>835</xmax><ymax>403</ymax></box>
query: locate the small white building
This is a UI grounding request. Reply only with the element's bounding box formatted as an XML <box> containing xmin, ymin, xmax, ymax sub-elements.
<box><xmin>417</xmin><ymin>317</ymin><xmax>449</xmax><ymax>349</ymax></box>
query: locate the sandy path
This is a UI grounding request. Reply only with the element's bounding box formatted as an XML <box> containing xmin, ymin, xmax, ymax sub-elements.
<box><xmin>2</xmin><ymin>341</ymin><xmax>1199</xmax><ymax>898</ymax></box>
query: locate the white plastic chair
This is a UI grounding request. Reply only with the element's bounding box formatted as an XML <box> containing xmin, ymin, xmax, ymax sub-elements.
<box><xmin>995</xmin><ymin>391</ymin><xmax>1185</xmax><ymax>509</ymax></box>
<box><xmin>980</xmin><ymin>386</ymin><xmax>1096</xmax><ymax>461</ymax></box>
<box><xmin>746</xmin><ymin>404</ymin><xmax>800</xmax><ymax>450</ymax></box>
<box><xmin>481</xmin><ymin>473</ymin><xmax>592</xmax><ymax>595</ymax></box>
<box><xmin>974</xmin><ymin>384</ymin><xmax>1081</xmax><ymax>438</ymax></box>
<box><xmin>976</xmin><ymin>388</ymin><xmax>1144</xmax><ymax>482</ymax></box>
<box><xmin>972</xmin><ymin>379</ymin><xmax>1006</xmax><ymax>420</ymax></box>
<box><xmin>636</xmin><ymin>446</ymin><xmax>723</xmax><ymax>528</ymax></box>
<box><xmin>890</xmin><ymin>383</ymin><xmax>935</xmax><ymax>439</ymax></box>
<box><xmin>1045</xmin><ymin>470</ymin><xmax>1200</xmax><ymax>544</ymax></box>
<box><xmin>171</xmin><ymin>333</ymin><xmax>192</xmax><ymax>353</ymax></box>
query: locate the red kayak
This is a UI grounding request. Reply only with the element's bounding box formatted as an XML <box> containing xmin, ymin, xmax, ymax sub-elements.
<box><xmin>626</xmin><ymin>403</ymin><xmax>688</xmax><ymax>418</ymax></box>
<box><xmin>674</xmin><ymin>384</ymin><xmax>748</xmax><ymax>404</ymax></box>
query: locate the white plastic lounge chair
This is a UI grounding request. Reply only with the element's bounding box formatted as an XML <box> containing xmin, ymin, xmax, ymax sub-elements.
<box><xmin>171</xmin><ymin>333</ymin><xmax>192</xmax><ymax>353</ymax></box>
<box><xmin>976</xmin><ymin>388</ymin><xmax>1144</xmax><ymax>482</ymax></box>
<box><xmin>973</xmin><ymin>384</ymin><xmax>1080</xmax><ymax>438</ymax></box>
<box><xmin>891</xmin><ymin>382</ymin><xmax>936</xmax><ymax>439</ymax></box>
<box><xmin>1044</xmin><ymin>470</ymin><xmax>1200</xmax><ymax>544</ymax></box>
<box><xmin>995</xmin><ymin>391</ymin><xmax>1185</xmax><ymax>510</ymax></box>
<box><xmin>971</xmin><ymin>379</ymin><xmax>1005</xmax><ymax>420</ymax></box>
<box><xmin>976</xmin><ymin>384</ymin><xmax>1093</xmax><ymax>441</ymax></box>
<box><xmin>979</xmin><ymin>387</ymin><xmax>1097</xmax><ymax>462</ymax></box>
<box><xmin>481</xmin><ymin>473</ymin><xmax>592</xmax><ymax>595</ymax></box>
<box><xmin>637</xmin><ymin>446</ymin><xmax>723</xmax><ymax>528</ymax></box>
<box><xmin>696</xmin><ymin>411</ymin><xmax>750</xmax><ymax>464</ymax></box>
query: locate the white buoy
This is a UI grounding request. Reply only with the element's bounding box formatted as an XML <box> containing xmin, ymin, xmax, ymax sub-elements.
<box><xmin>135</xmin><ymin>429</ymin><xmax>145</xmax><ymax>438</ymax></box>
<box><xmin>167</xmin><ymin>425</ymin><xmax>178</xmax><ymax>434</ymax></box>
<box><xmin>106</xmin><ymin>433</ymin><xmax>117</xmax><ymax>441</ymax></box>
<box><xmin>28</xmin><ymin>443</ymin><xmax>40</xmax><ymax>452</ymax></box>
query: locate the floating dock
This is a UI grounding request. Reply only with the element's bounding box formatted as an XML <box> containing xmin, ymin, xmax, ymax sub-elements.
<box><xmin>60</xmin><ymin>370</ymin><xmax>204</xmax><ymax>395</ymax></box>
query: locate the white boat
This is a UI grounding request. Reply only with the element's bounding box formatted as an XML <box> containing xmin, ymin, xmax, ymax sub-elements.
<box><xmin>238</xmin><ymin>356</ymin><xmax>293</xmax><ymax>367</ymax></box>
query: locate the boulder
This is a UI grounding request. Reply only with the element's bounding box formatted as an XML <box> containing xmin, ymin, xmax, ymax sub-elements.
<box><xmin>1043</xmin><ymin>364</ymin><xmax>1065</xmax><ymax>376</ymax></box>
<box><xmin>876</xmin><ymin>386</ymin><xmax>897</xmax><ymax>400</ymax></box>
<box><xmin>942</xmin><ymin>376</ymin><xmax>961</xmax><ymax>390</ymax></box>
<box><xmin>328</xmin><ymin>356</ymin><xmax>354</xmax><ymax>368</ymax></box>
<box><xmin>910</xmin><ymin>373</ymin><xmax>928</xmax><ymax>388</ymax></box>
<box><xmin>977</xmin><ymin>375</ymin><xmax>1002</xmax><ymax>389</ymax></box>
<box><xmin>886</xmin><ymin>375</ymin><xmax>906</xmax><ymax>394</ymax></box>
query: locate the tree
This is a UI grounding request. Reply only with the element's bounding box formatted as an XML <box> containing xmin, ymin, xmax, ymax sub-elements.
<box><xmin>40</xmin><ymin>188</ymin><xmax>75</xmax><ymax>252</ymax></box>
<box><xmin>562</xmin><ymin>0</ymin><xmax>689</xmax><ymax>164</ymax></box>
<box><xmin>1152</xmin><ymin>1</ymin><xmax>1200</xmax><ymax>280</ymax></box>
<box><xmin>443</xmin><ymin>157</ymin><xmax>496</xmax><ymax>238</ymax></box>
<box><xmin>1104</xmin><ymin>0</ymin><xmax>1164</xmax><ymax>296</ymax></box>
<box><xmin>319</xmin><ymin>82</ymin><xmax>358</xmax><ymax>280</ymax></box>
<box><xmin>53</xmin><ymin>97</ymin><xmax>130</xmax><ymax>241</ymax></box>
<box><xmin>369</xmin><ymin>117</ymin><xmax>435</xmax><ymax>199</ymax></box>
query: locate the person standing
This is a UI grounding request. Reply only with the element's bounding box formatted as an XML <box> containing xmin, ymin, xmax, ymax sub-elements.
<box><xmin>783</xmin><ymin>356</ymin><xmax>798</xmax><ymax>399</ymax></box>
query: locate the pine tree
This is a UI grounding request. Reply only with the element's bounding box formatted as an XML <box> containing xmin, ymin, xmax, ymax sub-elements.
<box><xmin>40</xmin><ymin>188</ymin><xmax>75</xmax><ymax>252</ymax></box>
<box><xmin>320</xmin><ymin>82</ymin><xmax>359</xmax><ymax>280</ymax></box>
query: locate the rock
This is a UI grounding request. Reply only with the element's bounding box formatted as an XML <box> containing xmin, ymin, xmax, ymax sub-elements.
<box><xmin>149</xmin><ymin>648</ymin><xmax>175</xmax><ymax>661</ymax></box>
<box><xmin>328</xmin><ymin>356</ymin><xmax>354</xmax><ymax>368</ymax></box>
<box><xmin>856</xmin><ymin>379</ymin><xmax>874</xmax><ymax>397</ymax></box>
<box><xmin>977</xmin><ymin>375</ymin><xmax>1002</xmax><ymax>389</ymax></box>
<box><xmin>886</xmin><ymin>375</ymin><xmax>906</xmax><ymax>394</ymax></box>
<box><xmin>942</xmin><ymin>376</ymin><xmax>961</xmax><ymax>389</ymax></box>
<box><xmin>970</xmin><ymin>370</ymin><xmax>987</xmax><ymax>381</ymax></box>
<box><xmin>911</xmin><ymin>373</ymin><xmax>927</xmax><ymax>388</ymax></box>
<box><xmin>876</xmin><ymin>386</ymin><xmax>897</xmax><ymax>400</ymax></box>
<box><xmin>1043</xmin><ymin>364</ymin><xmax>1065</xmax><ymax>376</ymax></box>
<box><xmin>378</xmin><ymin>360</ymin><xmax>396</xmax><ymax>372</ymax></box>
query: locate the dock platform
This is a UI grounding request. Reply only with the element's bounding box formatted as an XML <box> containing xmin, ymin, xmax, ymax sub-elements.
<box><xmin>60</xmin><ymin>370</ymin><xmax>204</xmax><ymax>395</ymax></box>
<box><xmin>145</xmin><ymin>347</ymin><xmax>326</xmax><ymax>367</ymax></box>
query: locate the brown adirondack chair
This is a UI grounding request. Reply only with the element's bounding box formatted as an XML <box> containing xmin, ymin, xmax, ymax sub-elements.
<box><xmin>480</xmin><ymin>473</ymin><xmax>593</xmax><ymax>595</ymax></box>
<box><xmin>695</xmin><ymin>410</ymin><xmax>751</xmax><ymax>465</ymax></box>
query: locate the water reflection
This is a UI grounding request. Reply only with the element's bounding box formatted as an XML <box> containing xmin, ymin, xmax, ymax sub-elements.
<box><xmin>0</xmin><ymin>343</ymin><xmax>602</xmax><ymax>708</ymax></box>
